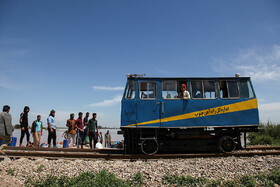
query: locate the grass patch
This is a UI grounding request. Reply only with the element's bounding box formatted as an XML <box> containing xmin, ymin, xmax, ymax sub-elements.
<box><xmin>163</xmin><ymin>168</ymin><xmax>280</xmax><ymax>187</ymax></box>
<box><xmin>248</xmin><ymin>122</ymin><xmax>280</xmax><ymax>146</ymax></box>
<box><xmin>24</xmin><ymin>167</ymin><xmax>280</xmax><ymax>186</ymax></box>
<box><xmin>163</xmin><ymin>174</ymin><xmax>208</xmax><ymax>186</ymax></box>
<box><xmin>25</xmin><ymin>169</ymin><xmax>144</xmax><ymax>187</ymax></box>
<box><xmin>36</xmin><ymin>165</ymin><xmax>44</xmax><ymax>173</ymax></box>
<box><xmin>239</xmin><ymin>175</ymin><xmax>256</xmax><ymax>187</ymax></box>
<box><xmin>130</xmin><ymin>172</ymin><xmax>144</xmax><ymax>186</ymax></box>
<box><xmin>6</xmin><ymin>168</ymin><xmax>16</xmax><ymax>176</ymax></box>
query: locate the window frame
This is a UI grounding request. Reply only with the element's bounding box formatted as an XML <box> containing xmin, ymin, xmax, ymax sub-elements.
<box><xmin>239</xmin><ymin>79</ymin><xmax>255</xmax><ymax>99</ymax></box>
<box><xmin>218</xmin><ymin>80</ymin><xmax>241</xmax><ymax>99</ymax></box>
<box><xmin>124</xmin><ymin>80</ymin><xmax>136</xmax><ymax>100</ymax></box>
<box><xmin>190</xmin><ymin>80</ymin><xmax>217</xmax><ymax>100</ymax></box>
<box><xmin>139</xmin><ymin>81</ymin><xmax>158</xmax><ymax>100</ymax></box>
<box><xmin>161</xmin><ymin>80</ymin><xmax>189</xmax><ymax>100</ymax></box>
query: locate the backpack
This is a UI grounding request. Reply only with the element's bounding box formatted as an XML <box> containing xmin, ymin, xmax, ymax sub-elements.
<box><xmin>19</xmin><ymin>112</ymin><xmax>24</xmax><ymax>123</ymax></box>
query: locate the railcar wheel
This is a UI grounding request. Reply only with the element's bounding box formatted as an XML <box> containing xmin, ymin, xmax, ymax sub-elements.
<box><xmin>218</xmin><ymin>136</ymin><xmax>236</xmax><ymax>153</ymax></box>
<box><xmin>141</xmin><ymin>139</ymin><xmax>159</xmax><ymax>155</ymax></box>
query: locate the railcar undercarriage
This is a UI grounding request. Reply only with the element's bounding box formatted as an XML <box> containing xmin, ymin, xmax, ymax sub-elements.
<box><xmin>121</xmin><ymin>126</ymin><xmax>259</xmax><ymax>155</ymax></box>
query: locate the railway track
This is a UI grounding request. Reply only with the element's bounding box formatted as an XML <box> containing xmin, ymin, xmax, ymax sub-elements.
<box><xmin>1</xmin><ymin>146</ymin><xmax>280</xmax><ymax>160</ymax></box>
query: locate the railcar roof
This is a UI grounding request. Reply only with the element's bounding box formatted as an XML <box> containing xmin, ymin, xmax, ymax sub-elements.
<box><xmin>127</xmin><ymin>77</ymin><xmax>251</xmax><ymax>80</ymax></box>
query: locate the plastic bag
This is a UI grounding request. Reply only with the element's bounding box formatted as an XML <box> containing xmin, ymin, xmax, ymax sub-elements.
<box><xmin>96</xmin><ymin>142</ymin><xmax>103</xmax><ymax>149</ymax></box>
<box><xmin>85</xmin><ymin>136</ymin><xmax>89</xmax><ymax>144</ymax></box>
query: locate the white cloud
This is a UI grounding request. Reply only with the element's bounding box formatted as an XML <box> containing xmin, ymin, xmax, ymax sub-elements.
<box><xmin>212</xmin><ymin>45</ymin><xmax>280</xmax><ymax>82</ymax></box>
<box><xmin>93</xmin><ymin>86</ymin><xmax>124</xmax><ymax>91</ymax></box>
<box><xmin>89</xmin><ymin>95</ymin><xmax>122</xmax><ymax>107</ymax></box>
<box><xmin>258</xmin><ymin>102</ymin><xmax>280</xmax><ymax>123</ymax></box>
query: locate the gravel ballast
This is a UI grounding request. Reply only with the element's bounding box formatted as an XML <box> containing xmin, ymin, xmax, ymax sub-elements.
<box><xmin>0</xmin><ymin>155</ymin><xmax>280</xmax><ymax>186</ymax></box>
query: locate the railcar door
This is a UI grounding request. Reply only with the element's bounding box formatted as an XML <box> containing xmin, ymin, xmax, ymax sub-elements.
<box><xmin>136</xmin><ymin>81</ymin><xmax>161</xmax><ymax>127</ymax></box>
<box><xmin>121</xmin><ymin>80</ymin><xmax>137</xmax><ymax>127</ymax></box>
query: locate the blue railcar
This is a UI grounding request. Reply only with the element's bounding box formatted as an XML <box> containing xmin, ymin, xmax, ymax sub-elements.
<box><xmin>120</xmin><ymin>74</ymin><xmax>259</xmax><ymax>154</ymax></box>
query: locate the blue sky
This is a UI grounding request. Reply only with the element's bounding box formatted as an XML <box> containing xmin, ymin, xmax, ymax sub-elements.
<box><xmin>0</xmin><ymin>0</ymin><xmax>280</xmax><ymax>127</ymax></box>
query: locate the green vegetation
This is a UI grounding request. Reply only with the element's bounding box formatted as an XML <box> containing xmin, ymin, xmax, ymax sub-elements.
<box><xmin>163</xmin><ymin>174</ymin><xmax>208</xmax><ymax>186</ymax></box>
<box><xmin>131</xmin><ymin>172</ymin><xmax>144</xmax><ymax>187</ymax></box>
<box><xmin>37</xmin><ymin>165</ymin><xmax>44</xmax><ymax>173</ymax></box>
<box><xmin>6</xmin><ymin>168</ymin><xmax>16</xmax><ymax>176</ymax></box>
<box><xmin>23</xmin><ymin>167</ymin><xmax>280</xmax><ymax>186</ymax></box>
<box><xmin>25</xmin><ymin>169</ymin><xmax>143</xmax><ymax>187</ymax></box>
<box><xmin>248</xmin><ymin>122</ymin><xmax>280</xmax><ymax>146</ymax></box>
<box><xmin>162</xmin><ymin>168</ymin><xmax>280</xmax><ymax>187</ymax></box>
<box><xmin>239</xmin><ymin>175</ymin><xmax>256</xmax><ymax>187</ymax></box>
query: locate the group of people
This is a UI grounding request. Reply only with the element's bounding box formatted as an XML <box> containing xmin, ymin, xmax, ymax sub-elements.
<box><xmin>65</xmin><ymin>112</ymin><xmax>111</xmax><ymax>149</ymax></box>
<box><xmin>0</xmin><ymin>105</ymin><xmax>112</xmax><ymax>151</ymax></box>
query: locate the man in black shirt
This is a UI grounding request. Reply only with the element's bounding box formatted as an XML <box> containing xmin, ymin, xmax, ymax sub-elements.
<box><xmin>83</xmin><ymin>112</ymin><xmax>90</xmax><ymax>126</ymax></box>
<box><xmin>87</xmin><ymin>113</ymin><xmax>98</xmax><ymax>149</ymax></box>
<box><xmin>19</xmin><ymin>106</ymin><xmax>31</xmax><ymax>147</ymax></box>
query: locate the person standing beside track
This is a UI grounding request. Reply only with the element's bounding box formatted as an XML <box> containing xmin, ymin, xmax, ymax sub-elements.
<box><xmin>83</xmin><ymin>112</ymin><xmax>89</xmax><ymax>127</ymax></box>
<box><xmin>0</xmin><ymin>105</ymin><xmax>13</xmax><ymax>153</ymax></box>
<box><xmin>87</xmin><ymin>113</ymin><xmax>98</xmax><ymax>149</ymax></box>
<box><xmin>76</xmin><ymin>112</ymin><xmax>84</xmax><ymax>149</ymax></box>
<box><xmin>83</xmin><ymin>112</ymin><xmax>89</xmax><ymax>144</ymax></box>
<box><xmin>19</xmin><ymin>106</ymin><xmax>31</xmax><ymax>147</ymax></box>
<box><xmin>31</xmin><ymin>115</ymin><xmax>43</xmax><ymax>147</ymax></box>
<box><xmin>66</xmin><ymin>113</ymin><xmax>76</xmax><ymax>147</ymax></box>
<box><xmin>47</xmin><ymin>110</ymin><xmax>57</xmax><ymax>148</ymax></box>
<box><xmin>105</xmin><ymin>130</ymin><xmax>111</xmax><ymax>148</ymax></box>
<box><xmin>99</xmin><ymin>132</ymin><xmax>103</xmax><ymax>145</ymax></box>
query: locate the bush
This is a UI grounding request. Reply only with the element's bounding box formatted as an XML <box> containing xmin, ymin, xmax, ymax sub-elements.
<box><xmin>256</xmin><ymin>173</ymin><xmax>275</xmax><ymax>186</ymax></box>
<box><xmin>240</xmin><ymin>175</ymin><xmax>256</xmax><ymax>187</ymax></box>
<box><xmin>249</xmin><ymin>135</ymin><xmax>273</xmax><ymax>145</ymax></box>
<box><xmin>268</xmin><ymin>168</ymin><xmax>280</xmax><ymax>185</ymax></box>
<box><xmin>248</xmin><ymin>122</ymin><xmax>280</xmax><ymax>146</ymax></box>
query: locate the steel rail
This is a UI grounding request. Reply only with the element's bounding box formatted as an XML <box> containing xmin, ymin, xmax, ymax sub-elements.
<box><xmin>4</xmin><ymin>146</ymin><xmax>123</xmax><ymax>153</ymax></box>
<box><xmin>245</xmin><ymin>146</ymin><xmax>280</xmax><ymax>150</ymax></box>
<box><xmin>2</xmin><ymin>149</ymin><xmax>280</xmax><ymax>160</ymax></box>
<box><xmin>4</xmin><ymin>145</ymin><xmax>280</xmax><ymax>153</ymax></box>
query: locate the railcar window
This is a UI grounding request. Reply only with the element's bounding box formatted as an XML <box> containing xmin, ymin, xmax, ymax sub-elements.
<box><xmin>162</xmin><ymin>80</ymin><xmax>177</xmax><ymax>99</ymax></box>
<box><xmin>219</xmin><ymin>81</ymin><xmax>228</xmax><ymax>98</ymax></box>
<box><xmin>191</xmin><ymin>81</ymin><xmax>203</xmax><ymax>98</ymax></box>
<box><xmin>139</xmin><ymin>82</ymin><xmax>157</xmax><ymax>100</ymax></box>
<box><xmin>191</xmin><ymin>80</ymin><xmax>216</xmax><ymax>99</ymax></box>
<box><xmin>228</xmin><ymin>81</ymin><xmax>239</xmax><ymax>98</ymax></box>
<box><xmin>219</xmin><ymin>80</ymin><xmax>240</xmax><ymax>99</ymax></box>
<box><xmin>204</xmin><ymin>80</ymin><xmax>217</xmax><ymax>99</ymax></box>
<box><xmin>240</xmin><ymin>80</ymin><xmax>255</xmax><ymax>98</ymax></box>
<box><xmin>124</xmin><ymin>80</ymin><xmax>136</xmax><ymax>100</ymax></box>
